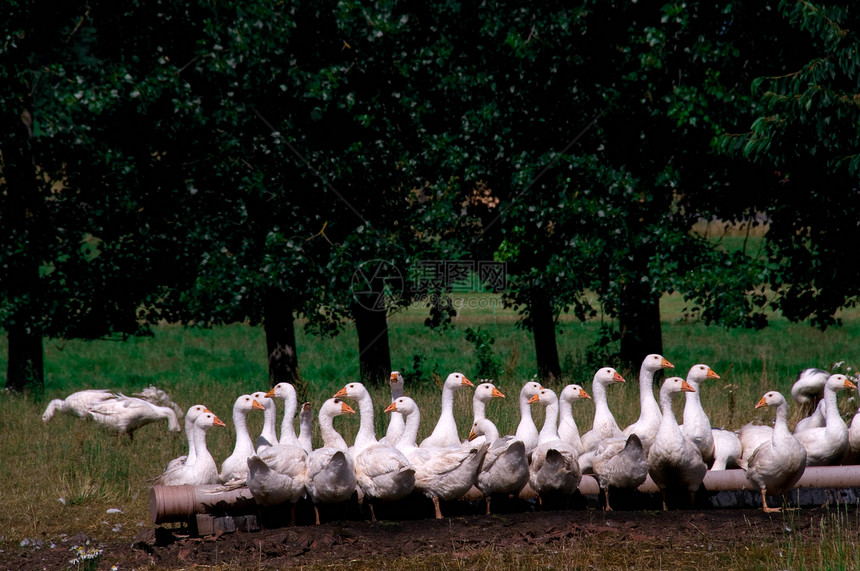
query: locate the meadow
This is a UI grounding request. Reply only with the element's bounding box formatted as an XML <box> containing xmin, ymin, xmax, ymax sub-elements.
<box><xmin>2</xmin><ymin>292</ymin><xmax>860</xmax><ymax>569</ymax></box>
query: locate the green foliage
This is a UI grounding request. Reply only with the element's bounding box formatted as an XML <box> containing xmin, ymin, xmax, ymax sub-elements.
<box><xmin>464</xmin><ymin>326</ymin><xmax>502</xmax><ymax>380</ymax></box>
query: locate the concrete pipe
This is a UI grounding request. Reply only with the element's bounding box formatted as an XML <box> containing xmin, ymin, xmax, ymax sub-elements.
<box><xmin>150</xmin><ymin>484</ymin><xmax>257</xmax><ymax>524</ymax></box>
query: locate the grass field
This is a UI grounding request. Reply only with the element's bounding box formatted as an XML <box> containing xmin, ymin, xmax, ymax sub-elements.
<box><xmin>2</xmin><ymin>291</ymin><xmax>860</xmax><ymax>568</ymax></box>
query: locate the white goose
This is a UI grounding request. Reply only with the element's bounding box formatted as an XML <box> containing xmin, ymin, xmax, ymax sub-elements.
<box><xmin>791</xmin><ymin>367</ymin><xmax>830</xmax><ymax>405</ymax></box>
<box><xmin>680</xmin><ymin>364</ymin><xmax>720</xmax><ymax>465</ymax></box>
<box><xmin>266</xmin><ymin>382</ymin><xmax>300</xmax><ymax>447</ymax></box>
<box><xmin>591</xmin><ymin>433</ymin><xmax>648</xmax><ymax>511</ymax></box>
<box><xmin>334</xmin><ymin>382</ymin><xmax>415</xmax><ymax>522</ymax></box>
<box><xmin>305</xmin><ymin>398</ymin><xmax>358</xmax><ymax>525</ymax></box>
<box><xmin>793</xmin><ymin>374</ymin><xmax>856</xmax><ymax>466</ymax></box>
<box><xmin>164</xmin><ymin>404</ymin><xmax>209</xmax><ymax>472</ymax></box>
<box><xmin>246</xmin><ymin>439</ymin><xmax>308</xmax><ymax>525</ymax></box>
<box><xmin>154</xmin><ymin>411</ymin><xmax>225</xmax><ymax>486</ymax></box>
<box><xmin>647</xmin><ymin>377</ymin><xmax>707</xmax><ymax>511</ymax></box>
<box><xmin>386</xmin><ymin>396</ymin><xmax>488</xmax><ymax>519</ymax></box>
<box><xmin>472</xmin><ymin>381</ymin><xmax>506</xmax><ymax>425</ymax></box>
<box><xmin>85</xmin><ymin>392</ymin><xmax>182</xmax><ymax>440</ymax></box>
<box><xmin>579</xmin><ymin>367</ymin><xmax>626</xmax><ymax>453</ymax></box>
<box><xmin>623</xmin><ymin>354</ymin><xmax>674</xmax><ymax>452</ymax></box>
<box><xmin>794</xmin><ymin>399</ymin><xmax>826</xmax><ymax>433</ymax></box>
<box><xmin>515</xmin><ymin>381</ymin><xmax>544</xmax><ymax>456</ymax></box>
<box><xmin>468</xmin><ymin>418</ymin><xmax>529</xmax><ymax>515</ymax></box>
<box><xmin>420</xmin><ymin>372</ymin><xmax>474</xmax><ymax>448</ymax></box>
<box><xmin>42</xmin><ymin>389</ymin><xmax>116</xmax><ymax>422</ymax></box>
<box><xmin>739</xmin><ymin>391</ymin><xmax>807</xmax><ymax>513</ymax></box>
<box><xmin>379</xmin><ymin>371</ymin><xmax>406</xmax><ymax>446</ymax></box>
<box><xmin>251</xmin><ymin>391</ymin><xmax>279</xmax><ymax>451</ymax></box>
<box><xmin>527</xmin><ymin>388</ymin><xmax>582</xmax><ymax>507</ymax></box>
<box><xmin>558</xmin><ymin>384</ymin><xmax>591</xmax><ymax>454</ymax></box>
<box><xmin>710</xmin><ymin>428</ymin><xmax>743</xmax><ymax>471</ymax></box>
<box><xmin>298</xmin><ymin>402</ymin><xmax>314</xmax><ymax>454</ymax></box>
<box><xmin>219</xmin><ymin>394</ymin><xmax>264</xmax><ymax>484</ymax></box>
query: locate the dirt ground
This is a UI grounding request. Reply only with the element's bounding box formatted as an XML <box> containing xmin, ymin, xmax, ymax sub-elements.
<box><xmin>5</xmin><ymin>490</ymin><xmax>852</xmax><ymax>571</ymax></box>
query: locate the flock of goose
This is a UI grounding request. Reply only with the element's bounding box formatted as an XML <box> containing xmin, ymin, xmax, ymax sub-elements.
<box><xmin>42</xmin><ymin>356</ymin><xmax>860</xmax><ymax>522</ymax></box>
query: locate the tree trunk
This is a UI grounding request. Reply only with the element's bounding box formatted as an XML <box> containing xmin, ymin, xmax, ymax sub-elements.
<box><xmin>353</xmin><ymin>303</ymin><xmax>391</xmax><ymax>385</ymax></box>
<box><xmin>530</xmin><ymin>287</ymin><xmax>561</xmax><ymax>383</ymax></box>
<box><xmin>618</xmin><ymin>276</ymin><xmax>663</xmax><ymax>372</ymax></box>
<box><xmin>3</xmin><ymin>103</ymin><xmax>44</xmax><ymax>393</ymax></box>
<box><xmin>263</xmin><ymin>289</ymin><xmax>299</xmax><ymax>387</ymax></box>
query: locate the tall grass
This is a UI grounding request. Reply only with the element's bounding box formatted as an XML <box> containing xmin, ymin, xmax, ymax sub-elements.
<box><xmin>1</xmin><ymin>294</ymin><xmax>859</xmax><ymax>560</ymax></box>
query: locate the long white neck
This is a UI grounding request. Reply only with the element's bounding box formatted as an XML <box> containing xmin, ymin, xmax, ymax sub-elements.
<box><xmin>298</xmin><ymin>411</ymin><xmax>313</xmax><ymax>452</ymax></box>
<box><xmin>473</xmin><ymin>397</ymin><xmax>488</xmax><ymax>423</ymax></box>
<box><xmin>184</xmin><ymin>415</ymin><xmax>198</xmax><ymax>465</ymax></box>
<box><xmin>319</xmin><ymin>409</ymin><xmax>348</xmax><ymax>450</ymax></box>
<box><xmin>658</xmin><ymin>389</ymin><xmax>682</xmax><ymax>439</ymax></box>
<box><xmin>440</xmin><ymin>384</ymin><xmax>456</xmax><ymax>418</ymax></box>
<box><xmin>481</xmin><ymin>420</ymin><xmax>500</xmax><ymax>442</ymax></box>
<box><xmin>396</xmin><ymin>408</ymin><xmax>421</xmax><ymax>452</ymax></box>
<box><xmin>558</xmin><ymin>398</ymin><xmax>582</xmax><ymax>446</ymax></box>
<box><xmin>353</xmin><ymin>393</ymin><xmax>378</xmax><ymax>451</ymax></box>
<box><xmin>639</xmin><ymin>365</ymin><xmax>662</xmax><ymax>418</ymax></box>
<box><xmin>259</xmin><ymin>400</ymin><xmax>279</xmax><ymax>448</ymax></box>
<box><xmin>592</xmin><ymin>380</ymin><xmax>614</xmax><ymax>421</ymax></box>
<box><xmin>539</xmin><ymin>399</ymin><xmax>561</xmax><ymax>443</ymax></box>
<box><xmin>191</xmin><ymin>424</ymin><xmax>213</xmax><ymax>468</ymax></box>
<box><xmin>231</xmin><ymin>408</ymin><xmax>253</xmax><ymax>454</ymax></box>
<box><xmin>280</xmin><ymin>397</ymin><xmax>298</xmax><ymax>446</ymax></box>
<box><xmin>682</xmin><ymin>379</ymin><xmax>705</xmax><ymax>426</ymax></box>
<box><xmin>773</xmin><ymin>401</ymin><xmax>792</xmax><ymax>441</ymax></box>
<box><xmin>823</xmin><ymin>385</ymin><xmax>846</xmax><ymax>435</ymax></box>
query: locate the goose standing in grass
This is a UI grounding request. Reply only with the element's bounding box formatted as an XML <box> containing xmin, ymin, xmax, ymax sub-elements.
<box><xmin>793</xmin><ymin>374</ymin><xmax>856</xmax><ymax>466</ymax></box>
<box><xmin>379</xmin><ymin>371</ymin><xmax>406</xmax><ymax>446</ymax></box>
<box><xmin>420</xmin><ymin>372</ymin><xmax>474</xmax><ymax>448</ymax></box>
<box><xmin>305</xmin><ymin>398</ymin><xmax>357</xmax><ymax>525</ymax></box>
<box><xmin>154</xmin><ymin>411</ymin><xmax>225</xmax><ymax>486</ymax></box>
<box><xmin>267</xmin><ymin>382</ymin><xmax>300</xmax><ymax>447</ymax></box>
<box><xmin>164</xmin><ymin>404</ymin><xmax>210</xmax><ymax>472</ymax></box>
<box><xmin>680</xmin><ymin>364</ymin><xmax>720</xmax><ymax>465</ymax></box>
<box><xmin>527</xmin><ymin>388</ymin><xmax>582</xmax><ymax>507</ymax></box>
<box><xmin>386</xmin><ymin>396</ymin><xmax>488</xmax><ymax>519</ymax></box>
<box><xmin>515</xmin><ymin>381</ymin><xmax>544</xmax><ymax>456</ymax></box>
<box><xmin>647</xmin><ymin>377</ymin><xmax>706</xmax><ymax>511</ymax></box>
<box><xmin>334</xmin><ymin>382</ymin><xmax>415</xmax><ymax>522</ymax></box>
<box><xmin>579</xmin><ymin>367</ymin><xmax>626</xmax><ymax>453</ymax></box>
<box><xmin>251</xmin><ymin>391</ymin><xmax>279</xmax><ymax>451</ymax></box>
<box><xmin>468</xmin><ymin>418</ymin><xmax>529</xmax><ymax>515</ymax></box>
<box><xmin>219</xmin><ymin>394</ymin><xmax>265</xmax><ymax>484</ymax></box>
<box><xmin>738</xmin><ymin>391</ymin><xmax>807</xmax><ymax>513</ymax></box>
<box><xmin>558</xmin><ymin>384</ymin><xmax>591</xmax><ymax>454</ymax></box>
<box><xmin>623</xmin><ymin>354</ymin><xmax>674</xmax><ymax>452</ymax></box>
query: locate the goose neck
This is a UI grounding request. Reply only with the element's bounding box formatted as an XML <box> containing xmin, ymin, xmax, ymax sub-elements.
<box><xmin>397</xmin><ymin>408</ymin><xmax>421</xmax><ymax>451</ymax></box>
<box><xmin>540</xmin><ymin>401</ymin><xmax>560</xmax><ymax>442</ymax></box>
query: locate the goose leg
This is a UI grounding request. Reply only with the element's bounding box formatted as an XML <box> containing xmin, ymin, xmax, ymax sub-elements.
<box><xmin>314</xmin><ymin>504</ymin><xmax>321</xmax><ymax>525</ymax></box>
<box><xmin>290</xmin><ymin>503</ymin><xmax>297</xmax><ymax>526</ymax></box>
<box><xmin>432</xmin><ymin>496</ymin><xmax>444</xmax><ymax>519</ymax></box>
<box><xmin>603</xmin><ymin>487</ymin><xmax>612</xmax><ymax>511</ymax></box>
<box><xmin>368</xmin><ymin>500</ymin><xmax>377</xmax><ymax>523</ymax></box>
<box><xmin>660</xmin><ymin>490</ymin><xmax>668</xmax><ymax>511</ymax></box>
<box><xmin>485</xmin><ymin>495</ymin><xmax>491</xmax><ymax>516</ymax></box>
<box><xmin>761</xmin><ymin>489</ymin><xmax>781</xmax><ymax>513</ymax></box>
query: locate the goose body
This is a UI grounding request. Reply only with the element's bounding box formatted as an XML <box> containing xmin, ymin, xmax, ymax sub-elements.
<box><xmin>387</xmin><ymin>396</ymin><xmax>488</xmax><ymax>518</ymax></box>
<box><xmin>591</xmin><ymin>434</ymin><xmax>648</xmax><ymax>511</ymax></box>
<box><xmin>420</xmin><ymin>372</ymin><xmax>474</xmax><ymax>448</ymax></box>
<box><xmin>246</xmin><ymin>441</ymin><xmax>308</xmax><ymax>524</ymax></box>
<box><xmin>710</xmin><ymin>428</ymin><xmax>742</xmax><ymax>471</ymax></box>
<box><xmin>647</xmin><ymin>377</ymin><xmax>707</xmax><ymax>510</ymax></box>
<box><xmin>304</xmin><ymin>398</ymin><xmax>357</xmax><ymax>524</ymax></box>
<box><xmin>164</xmin><ymin>404</ymin><xmax>209</xmax><ymax>472</ymax></box>
<box><xmin>680</xmin><ymin>364</ymin><xmax>720</xmax><ymax>465</ymax></box>
<box><xmin>558</xmin><ymin>384</ymin><xmax>591</xmax><ymax>454</ymax></box>
<box><xmin>580</xmin><ymin>367</ymin><xmax>626</xmax><ymax>453</ymax></box>
<box><xmin>791</xmin><ymin>367</ymin><xmax>829</xmax><ymax>405</ymax></box>
<box><xmin>793</xmin><ymin>374</ymin><xmax>855</xmax><ymax>466</ymax></box>
<box><xmin>527</xmin><ymin>388</ymin><xmax>582</xmax><ymax>504</ymax></box>
<box><xmin>84</xmin><ymin>393</ymin><xmax>182</xmax><ymax>438</ymax></box>
<box><xmin>468</xmin><ymin>418</ymin><xmax>529</xmax><ymax>514</ymax></box>
<box><xmin>155</xmin><ymin>412</ymin><xmax>224</xmax><ymax>486</ymax></box>
<box><xmin>741</xmin><ymin>391</ymin><xmax>807</xmax><ymax>512</ymax></box>
<box><xmin>623</xmin><ymin>354</ymin><xmax>674</xmax><ymax>452</ymax></box>
<box><xmin>515</xmin><ymin>381</ymin><xmax>543</xmax><ymax>456</ymax></box>
<box><xmin>219</xmin><ymin>394</ymin><xmax>264</xmax><ymax>484</ymax></box>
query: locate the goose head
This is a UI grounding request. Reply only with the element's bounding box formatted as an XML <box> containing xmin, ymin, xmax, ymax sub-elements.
<box><xmin>686</xmin><ymin>364</ymin><xmax>720</xmax><ymax>385</ymax></box>
<box><xmin>444</xmin><ymin>372</ymin><xmax>474</xmax><ymax>391</ymax></box>
<box><xmin>755</xmin><ymin>391</ymin><xmax>787</xmax><ymax>410</ymax></box>
<box><xmin>474</xmin><ymin>382</ymin><xmax>505</xmax><ymax>403</ymax></box>
<box><xmin>469</xmin><ymin>418</ymin><xmax>500</xmax><ymax>442</ymax></box>
<box><xmin>384</xmin><ymin>396</ymin><xmax>418</xmax><ymax>417</ymax></box>
<box><xmin>322</xmin><ymin>397</ymin><xmax>356</xmax><ymax>418</ymax></box>
<box><xmin>520</xmin><ymin>381</ymin><xmax>543</xmax><ymax>401</ymax></box>
<box><xmin>266</xmin><ymin>382</ymin><xmax>297</xmax><ymax>403</ymax></box>
<box><xmin>197</xmin><ymin>411</ymin><xmax>227</xmax><ymax>430</ymax></box>
<box><xmin>660</xmin><ymin>376</ymin><xmax>696</xmax><ymax>397</ymax></box>
<box><xmin>334</xmin><ymin>382</ymin><xmax>369</xmax><ymax>401</ymax></box>
<box><xmin>528</xmin><ymin>387</ymin><xmax>559</xmax><ymax>408</ymax></box>
<box><xmin>560</xmin><ymin>384</ymin><xmax>591</xmax><ymax>403</ymax></box>
<box><xmin>826</xmin><ymin>374</ymin><xmax>857</xmax><ymax>393</ymax></box>
<box><xmin>593</xmin><ymin>367</ymin><xmax>625</xmax><ymax>387</ymax></box>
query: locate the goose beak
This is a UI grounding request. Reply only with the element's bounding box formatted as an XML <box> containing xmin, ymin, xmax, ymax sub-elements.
<box><xmin>755</xmin><ymin>396</ymin><xmax>768</xmax><ymax>409</ymax></box>
<box><xmin>462</xmin><ymin>376</ymin><xmax>474</xmax><ymax>387</ymax></box>
<box><xmin>613</xmin><ymin>372</ymin><xmax>626</xmax><ymax>383</ymax></box>
<box><xmin>491</xmin><ymin>387</ymin><xmax>505</xmax><ymax>398</ymax></box>
<box><xmin>302</xmin><ymin>402</ymin><xmax>312</xmax><ymax>411</ymax></box>
<box><xmin>662</xmin><ymin>358</ymin><xmax>674</xmax><ymax>369</ymax></box>
<box><xmin>845</xmin><ymin>379</ymin><xmax>858</xmax><ymax>390</ymax></box>
<box><xmin>707</xmin><ymin>368</ymin><xmax>721</xmax><ymax>379</ymax></box>
<box><xmin>341</xmin><ymin>402</ymin><xmax>356</xmax><ymax>414</ymax></box>
<box><xmin>468</xmin><ymin>430</ymin><xmax>478</xmax><ymax>441</ymax></box>
<box><xmin>212</xmin><ymin>415</ymin><xmax>226</xmax><ymax>427</ymax></box>
<box><xmin>527</xmin><ymin>394</ymin><xmax>540</xmax><ymax>404</ymax></box>
<box><xmin>383</xmin><ymin>402</ymin><xmax>397</xmax><ymax>413</ymax></box>
<box><xmin>681</xmin><ymin>380</ymin><xmax>696</xmax><ymax>393</ymax></box>
<box><xmin>265</xmin><ymin>388</ymin><xmax>275</xmax><ymax>398</ymax></box>
<box><xmin>334</xmin><ymin>387</ymin><xmax>348</xmax><ymax>398</ymax></box>
<box><xmin>579</xmin><ymin>388</ymin><xmax>592</xmax><ymax>399</ymax></box>
<box><xmin>203</xmin><ymin>408</ymin><xmax>213</xmax><ymax>413</ymax></box>
<box><xmin>251</xmin><ymin>399</ymin><xmax>265</xmax><ymax>410</ymax></box>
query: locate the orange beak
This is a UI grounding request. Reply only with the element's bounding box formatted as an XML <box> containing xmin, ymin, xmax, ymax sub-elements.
<box><xmin>681</xmin><ymin>380</ymin><xmax>696</xmax><ymax>393</ymax></box>
<box><xmin>390</xmin><ymin>372</ymin><xmax>398</xmax><ymax>381</ymax></box>
<box><xmin>844</xmin><ymin>379</ymin><xmax>857</xmax><ymax>390</ymax></box>
<box><xmin>662</xmin><ymin>358</ymin><xmax>674</xmax><ymax>369</ymax></box>
<box><xmin>579</xmin><ymin>388</ymin><xmax>592</xmax><ymax>399</ymax></box>
<box><xmin>203</xmin><ymin>408</ymin><xmax>213</xmax><ymax>413</ymax></box>
<box><xmin>334</xmin><ymin>387</ymin><xmax>348</xmax><ymax>398</ymax></box>
<box><xmin>383</xmin><ymin>402</ymin><xmax>397</xmax><ymax>413</ymax></box>
<box><xmin>527</xmin><ymin>394</ymin><xmax>540</xmax><ymax>404</ymax></box>
<box><xmin>707</xmin><ymin>368</ymin><xmax>721</xmax><ymax>379</ymax></box>
<box><xmin>613</xmin><ymin>372</ymin><xmax>626</xmax><ymax>383</ymax></box>
<box><xmin>462</xmin><ymin>376</ymin><xmax>474</xmax><ymax>387</ymax></box>
<box><xmin>755</xmin><ymin>396</ymin><xmax>768</xmax><ymax>409</ymax></box>
<box><xmin>265</xmin><ymin>388</ymin><xmax>275</xmax><ymax>398</ymax></box>
<box><xmin>252</xmin><ymin>399</ymin><xmax>265</xmax><ymax>410</ymax></box>
<box><xmin>491</xmin><ymin>387</ymin><xmax>505</xmax><ymax>398</ymax></box>
<box><xmin>212</xmin><ymin>415</ymin><xmax>226</xmax><ymax>427</ymax></box>
<box><xmin>468</xmin><ymin>430</ymin><xmax>478</xmax><ymax>441</ymax></box>
<box><xmin>340</xmin><ymin>402</ymin><xmax>356</xmax><ymax>414</ymax></box>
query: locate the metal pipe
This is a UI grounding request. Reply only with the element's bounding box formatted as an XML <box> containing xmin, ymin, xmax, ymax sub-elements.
<box><xmin>150</xmin><ymin>484</ymin><xmax>256</xmax><ymax>524</ymax></box>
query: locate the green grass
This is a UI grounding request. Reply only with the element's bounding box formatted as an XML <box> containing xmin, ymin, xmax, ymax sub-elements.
<box><xmin>1</xmin><ymin>293</ymin><xmax>860</xmax><ymax>566</ymax></box>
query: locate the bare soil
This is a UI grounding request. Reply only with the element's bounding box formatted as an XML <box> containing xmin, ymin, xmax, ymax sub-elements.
<box><xmin>4</xmin><ymin>494</ymin><xmax>851</xmax><ymax>570</ymax></box>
